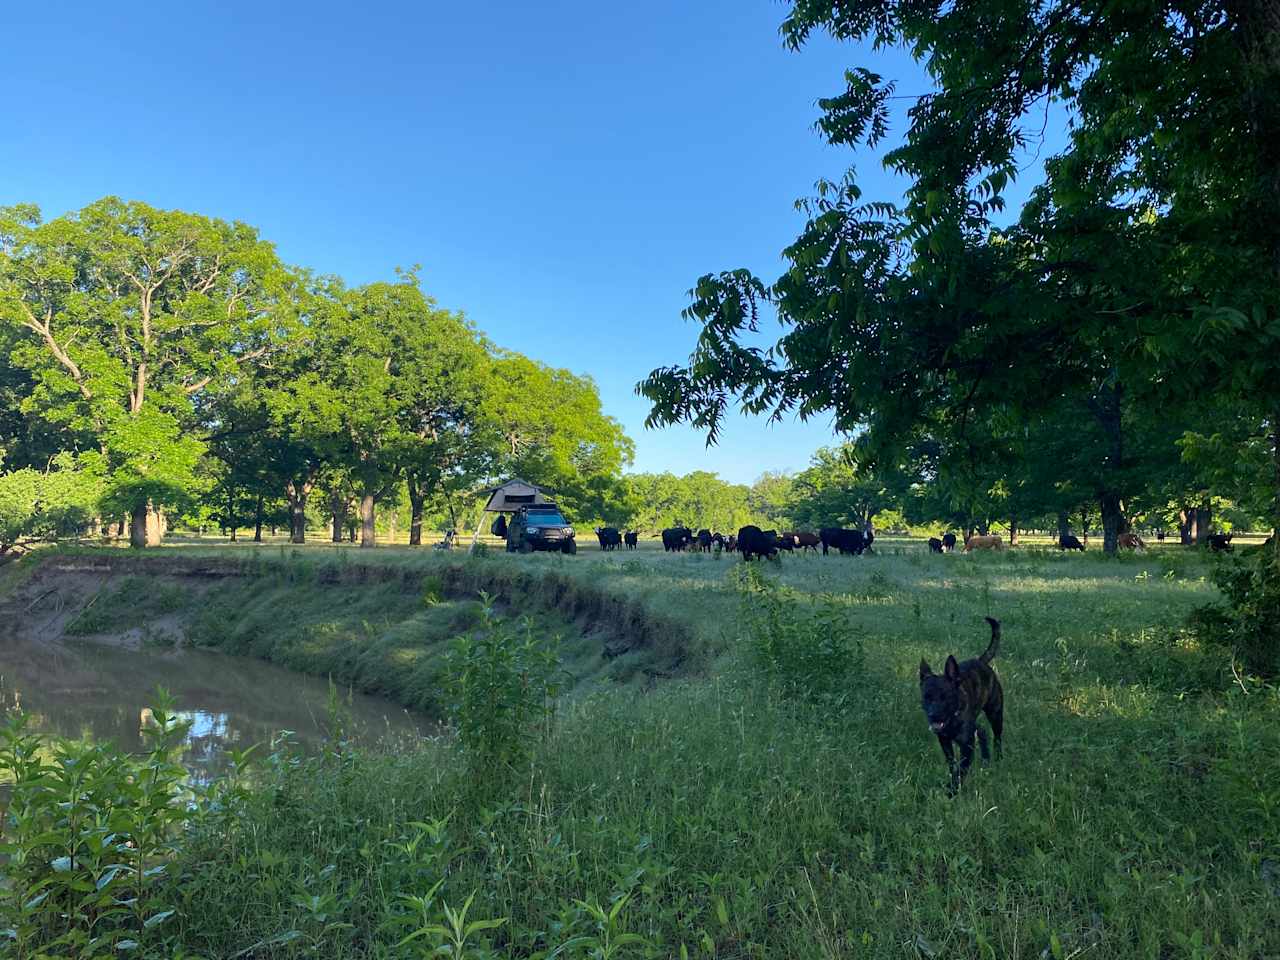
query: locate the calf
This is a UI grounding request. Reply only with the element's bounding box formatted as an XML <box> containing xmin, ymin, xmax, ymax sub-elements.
<box><xmin>696</xmin><ymin>529</ymin><xmax>713</xmax><ymax>553</ymax></box>
<box><xmin>1208</xmin><ymin>532</ymin><xmax>1233</xmax><ymax>552</ymax></box>
<box><xmin>964</xmin><ymin>534</ymin><xmax>1004</xmax><ymax>551</ymax></box>
<box><xmin>623</xmin><ymin>530</ymin><xmax>638</xmax><ymax>550</ymax></box>
<box><xmin>595</xmin><ymin>527</ymin><xmax>622</xmax><ymax>551</ymax></box>
<box><xmin>942</xmin><ymin>532</ymin><xmax>957</xmax><ymax>552</ymax></box>
<box><xmin>791</xmin><ymin>531</ymin><xmax>820</xmax><ymax>554</ymax></box>
<box><xmin>1058</xmin><ymin>534</ymin><xmax>1085</xmax><ymax>552</ymax></box>
<box><xmin>928</xmin><ymin>537</ymin><xmax>944</xmax><ymax>554</ymax></box>
<box><xmin>775</xmin><ymin>533</ymin><xmax>797</xmax><ymax>552</ymax></box>
<box><xmin>1117</xmin><ymin>532</ymin><xmax>1146</xmax><ymax>550</ymax></box>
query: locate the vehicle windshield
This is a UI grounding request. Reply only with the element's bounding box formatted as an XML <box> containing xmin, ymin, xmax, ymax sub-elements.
<box><xmin>524</xmin><ymin>511</ymin><xmax>567</xmax><ymax>526</ymax></box>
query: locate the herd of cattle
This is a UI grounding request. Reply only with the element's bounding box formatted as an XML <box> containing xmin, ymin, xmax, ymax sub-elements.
<box><xmin>592</xmin><ymin>524</ymin><xmax>874</xmax><ymax>560</ymax></box>
<box><xmin>594</xmin><ymin>526</ymin><xmax>1243</xmax><ymax>557</ymax></box>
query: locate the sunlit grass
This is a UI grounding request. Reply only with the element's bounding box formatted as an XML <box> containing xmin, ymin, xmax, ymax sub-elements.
<box><xmin>8</xmin><ymin>538</ymin><xmax>1278</xmax><ymax>957</ymax></box>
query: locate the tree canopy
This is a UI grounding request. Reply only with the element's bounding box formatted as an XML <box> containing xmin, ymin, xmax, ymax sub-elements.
<box><xmin>640</xmin><ymin>0</ymin><xmax>1280</xmax><ymax>553</ymax></box>
<box><xmin>1</xmin><ymin>198</ymin><xmax>634</xmax><ymax>549</ymax></box>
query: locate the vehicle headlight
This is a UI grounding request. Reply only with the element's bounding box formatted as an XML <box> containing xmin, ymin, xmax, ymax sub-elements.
<box><xmin>527</xmin><ymin>526</ymin><xmax>541</xmax><ymax>533</ymax></box>
<box><xmin>564</xmin><ymin>527</ymin><xmax>574</xmax><ymax>536</ymax></box>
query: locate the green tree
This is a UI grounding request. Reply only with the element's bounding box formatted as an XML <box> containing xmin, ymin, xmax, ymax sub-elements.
<box><xmin>0</xmin><ymin>198</ymin><xmax>286</xmax><ymax>547</ymax></box>
<box><xmin>640</xmin><ymin>1</ymin><xmax>1280</xmax><ymax>553</ymax></box>
<box><xmin>0</xmin><ymin>453</ymin><xmax>103</xmax><ymax>560</ymax></box>
<box><xmin>485</xmin><ymin>355</ymin><xmax>634</xmax><ymax>523</ymax></box>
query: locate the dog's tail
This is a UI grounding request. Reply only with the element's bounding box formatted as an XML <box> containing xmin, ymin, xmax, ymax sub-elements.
<box><xmin>980</xmin><ymin>617</ymin><xmax>1001</xmax><ymax>663</ymax></box>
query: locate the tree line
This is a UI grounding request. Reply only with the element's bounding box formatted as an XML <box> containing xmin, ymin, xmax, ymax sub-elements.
<box><xmin>0</xmin><ymin>198</ymin><xmax>632</xmax><ymax>555</ymax></box>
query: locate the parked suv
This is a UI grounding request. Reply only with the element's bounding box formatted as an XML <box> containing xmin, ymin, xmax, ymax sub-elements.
<box><xmin>506</xmin><ymin>505</ymin><xmax>577</xmax><ymax>555</ymax></box>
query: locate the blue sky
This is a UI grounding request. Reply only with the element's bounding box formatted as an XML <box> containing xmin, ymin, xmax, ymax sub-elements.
<box><xmin>2</xmin><ymin>1</ymin><xmax>1057</xmax><ymax>484</ymax></box>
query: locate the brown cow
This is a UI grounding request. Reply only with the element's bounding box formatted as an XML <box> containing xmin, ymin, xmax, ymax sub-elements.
<box><xmin>786</xmin><ymin>531</ymin><xmax>821</xmax><ymax>554</ymax></box>
<box><xmin>1117</xmin><ymin>532</ymin><xmax>1146</xmax><ymax>550</ymax></box>
<box><xmin>963</xmin><ymin>534</ymin><xmax>1005</xmax><ymax>552</ymax></box>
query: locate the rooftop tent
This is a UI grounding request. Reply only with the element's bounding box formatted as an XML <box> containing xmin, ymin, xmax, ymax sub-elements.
<box><xmin>480</xmin><ymin>479</ymin><xmax>555</xmax><ymax>513</ymax></box>
<box><xmin>469</xmin><ymin>479</ymin><xmax>556</xmax><ymax>552</ymax></box>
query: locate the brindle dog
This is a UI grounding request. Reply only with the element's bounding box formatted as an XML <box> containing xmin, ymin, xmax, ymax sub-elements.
<box><xmin>919</xmin><ymin>617</ymin><xmax>1004</xmax><ymax>794</ymax></box>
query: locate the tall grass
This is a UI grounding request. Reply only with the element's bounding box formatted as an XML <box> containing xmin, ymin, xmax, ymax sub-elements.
<box><xmin>5</xmin><ymin>542</ymin><xmax>1279</xmax><ymax>957</ymax></box>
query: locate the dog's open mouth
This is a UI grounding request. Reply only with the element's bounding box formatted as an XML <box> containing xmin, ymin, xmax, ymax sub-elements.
<box><xmin>928</xmin><ymin>721</ymin><xmax>946</xmax><ymax>733</ymax></box>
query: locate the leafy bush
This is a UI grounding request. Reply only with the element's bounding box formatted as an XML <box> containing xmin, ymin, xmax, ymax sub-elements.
<box><xmin>0</xmin><ymin>690</ymin><xmax>192</xmax><ymax>957</ymax></box>
<box><xmin>1189</xmin><ymin>549</ymin><xmax>1280</xmax><ymax>677</ymax></box>
<box><xmin>733</xmin><ymin>564</ymin><xmax>862</xmax><ymax>705</ymax></box>
<box><xmin>0</xmin><ymin>453</ymin><xmax>102</xmax><ymax>561</ymax></box>
<box><xmin>444</xmin><ymin>594</ymin><xmax>564</xmax><ymax>779</ymax></box>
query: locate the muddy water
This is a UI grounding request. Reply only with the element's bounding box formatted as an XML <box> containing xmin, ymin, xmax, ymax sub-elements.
<box><xmin>0</xmin><ymin>635</ymin><xmax>433</xmax><ymax>784</ymax></box>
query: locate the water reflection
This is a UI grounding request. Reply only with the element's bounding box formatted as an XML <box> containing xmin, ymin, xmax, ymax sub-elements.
<box><xmin>0</xmin><ymin>636</ymin><xmax>433</xmax><ymax>784</ymax></box>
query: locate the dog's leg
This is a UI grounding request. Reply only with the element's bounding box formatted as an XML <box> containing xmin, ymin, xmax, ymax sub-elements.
<box><xmin>975</xmin><ymin>724</ymin><xmax>990</xmax><ymax>763</ymax></box>
<box><xmin>986</xmin><ymin>705</ymin><xmax>1004</xmax><ymax>760</ymax></box>
<box><xmin>937</xmin><ymin>736</ymin><xmax>963</xmax><ymax>795</ymax></box>
<box><xmin>937</xmin><ymin>735</ymin><xmax>959</xmax><ymax>784</ymax></box>
<box><xmin>955</xmin><ymin>732</ymin><xmax>976</xmax><ymax>789</ymax></box>
<box><xmin>985</xmin><ymin>682</ymin><xmax>1004</xmax><ymax>760</ymax></box>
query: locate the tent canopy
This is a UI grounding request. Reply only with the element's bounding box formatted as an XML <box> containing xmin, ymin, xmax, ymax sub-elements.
<box><xmin>481</xmin><ymin>479</ymin><xmax>555</xmax><ymax>513</ymax></box>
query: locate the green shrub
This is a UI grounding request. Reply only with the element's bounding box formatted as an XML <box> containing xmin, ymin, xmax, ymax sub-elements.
<box><xmin>0</xmin><ymin>690</ymin><xmax>193</xmax><ymax>957</ymax></box>
<box><xmin>444</xmin><ymin>594</ymin><xmax>564</xmax><ymax>779</ymax></box>
<box><xmin>733</xmin><ymin>564</ymin><xmax>862</xmax><ymax>705</ymax></box>
<box><xmin>1189</xmin><ymin>550</ymin><xmax>1280</xmax><ymax>677</ymax></box>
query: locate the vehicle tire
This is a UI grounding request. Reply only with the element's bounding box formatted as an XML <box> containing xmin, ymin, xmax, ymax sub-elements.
<box><xmin>563</xmin><ymin>539</ymin><xmax>577</xmax><ymax>555</ymax></box>
<box><xmin>519</xmin><ymin>540</ymin><xmax>533</xmax><ymax>554</ymax></box>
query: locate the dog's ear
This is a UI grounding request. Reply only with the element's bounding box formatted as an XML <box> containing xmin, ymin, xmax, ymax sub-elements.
<box><xmin>944</xmin><ymin>655</ymin><xmax>960</xmax><ymax>680</ymax></box>
<box><xmin>919</xmin><ymin>659</ymin><xmax>932</xmax><ymax>681</ymax></box>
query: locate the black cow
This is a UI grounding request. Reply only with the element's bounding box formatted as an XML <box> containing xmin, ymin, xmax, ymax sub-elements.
<box><xmin>696</xmin><ymin>529</ymin><xmax>713</xmax><ymax>553</ymax></box>
<box><xmin>820</xmin><ymin>527</ymin><xmax>868</xmax><ymax>556</ymax></box>
<box><xmin>623</xmin><ymin>530</ymin><xmax>638</xmax><ymax>550</ymax></box>
<box><xmin>942</xmin><ymin>532</ymin><xmax>957</xmax><ymax>552</ymax></box>
<box><xmin>928</xmin><ymin>537</ymin><xmax>944</xmax><ymax>554</ymax></box>
<box><xmin>595</xmin><ymin>527</ymin><xmax>622</xmax><ymax>551</ymax></box>
<box><xmin>662</xmin><ymin>527</ymin><xmax>693</xmax><ymax>552</ymax></box>
<box><xmin>1208</xmin><ymin>532</ymin><xmax>1233</xmax><ymax>552</ymax></box>
<box><xmin>1058</xmin><ymin>534</ymin><xmax>1085</xmax><ymax>552</ymax></box>
<box><xmin>737</xmin><ymin>525</ymin><xmax>779</xmax><ymax>561</ymax></box>
<box><xmin>775</xmin><ymin>532</ymin><xmax>796</xmax><ymax>552</ymax></box>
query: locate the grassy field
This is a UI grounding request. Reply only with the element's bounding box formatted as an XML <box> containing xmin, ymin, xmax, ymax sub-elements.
<box><xmin>5</xmin><ymin>539</ymin><xmax>1280</xmax><ymax>958</ymax></box>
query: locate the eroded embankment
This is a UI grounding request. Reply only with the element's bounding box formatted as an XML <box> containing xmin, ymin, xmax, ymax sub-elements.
<box><xmin>4</xmin><ymin>551</ymin><xmax>695</xmax><ymax>715</ymax></box>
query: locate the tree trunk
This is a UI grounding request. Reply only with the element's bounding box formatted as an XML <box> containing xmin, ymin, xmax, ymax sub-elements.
<box><xmin>407</xmin><ymin>473</ymin><xmax>426</xmax><ymax>546</ymax></box>
<box><xmin>253</xmin><ymin>492</ymin><xmax>264</xmax><ymax>543</ymax></box>
<box><xmin>329</xmin><ymin>490</ymin><xmax>349</xmax><ymax>543</ymax></box>
<box><xmin>288</xmin><ymin>495</ymin><xmax>308</xmax><ymax>544</ymax></box>
<box><xmin>1192</xmin><ymin>501</ymin><xmax>1213</xmax><ymax>545</ymax></box>
<box><xmin>1100</xmin><ymin>493</ymin><xmax>1123</xmax><ymax>555</ymax></box>
<box><xmin>129</xmin><ymin>502</ymin><xmax>148</xmax><ymax>549</ymax></box>
<box><xmin>1179</xmin><ymin>507</ymin><xmax>1193</xmax><ymax>545</ymax></box>
<box><xmin>1080</xmin><ymin>508</ymin><xmax>1089</xmax><ymax>545</ymax></box>
<box><xmin>145</xmin><ymin>504</ymin><xmax>164</xmax><ymax>547</ymax></box>
<box><xmin>1008</xmin><ymin>515</ymin><xmax>1019</xmax><ymax>546</ymax></box>
<box><xmin>409</xmin><ymin>497</ymin><xmax>424</xmax><ymax>546</ymax></box>
<box><xmin>116</xmin><ymin>517</ymin><xmax>126</xmax><ymax>539</ymax></box>
<box><xmin>227</xmin><ymin>485</ymin><xmax>237</xmax><ymax>541</ymax></box>
<box><xmin>1056</xmin><ymin>511</ymin><xmax>1070</xmax><ymax>542</ymax></box>
<box><xmin>360</xmin><ymin>494</ymin><xmax>376</xmax><ymax>548</ymax></box>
